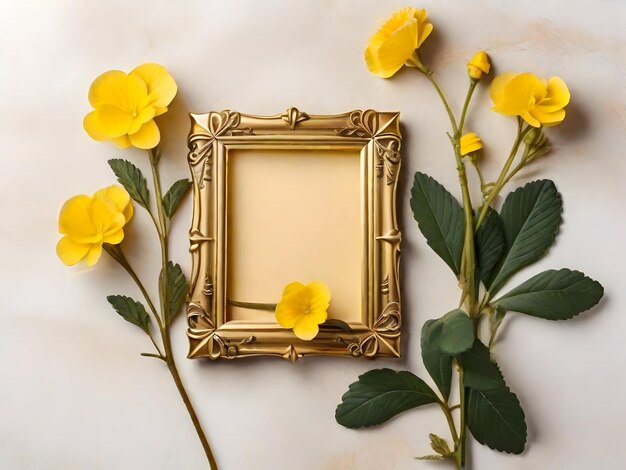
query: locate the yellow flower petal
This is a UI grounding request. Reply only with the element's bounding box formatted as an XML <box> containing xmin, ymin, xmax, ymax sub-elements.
<box><xmin>93</xmin><ymin>185</ymin><xmax>133</xmax><ymax>222</ymax></box>
<box><xmin>89</xmin><ymin>197</ymin><xmax>123</xmax><ymax>236</ymax></box>
<box><xmin>128</xmin><ymin>119</ymin><xmax>161</xmax><ymax>149</ymax></box>
<box><xmin>113</xmin><ymin>135</ymin><xmax>132</xmax><ymax>148</ymax></box>
<box><xmin>293</xmin><ymin>315</ymin><xmax>321</xmax><ymax>341</ymax></box>
<box><xmin>539</xmin><ymin>77</ymin><xmax>571</xmax><ymax>112</ymax></box>
<box><xmin>490</xmin><ymin>72</ymin><xmax>516</xmax><ymax>110</ymax></box>
<box><xmin>94</xmin><ymin>104</ymin><xmax>134</xmax><ymax>138</ymax></box>
<box><xmin>58</xmin><ymin>195</ymin><xmax>100</xmax><ymax>243</ymax></box>
<box><xmin>467</xmin><ymin>51</ymin><xmax>491</xmax><ymax>79</ymax></box>
<box><xmin>127</xmin><ymin>106</ymin><xmax>156</xmax><ymax>135</ymax></box>
<box><xmin>103</xmin><ymin>228</ymin><xmax>124</xmax><ymax>245</ymax></box>
<box><xmin>85</xmin><ymin>244</ymin><xmax>103</xmax><ymax>266</ymax></box>
<box><xmin>130</xmin><ymin>63</ymin><xmax>177</xmax><ymax>110</ymax></box>
<box><xmin>275</xmin><ymin>282</ymin><xmax>307</xmax><ymax>328</ymax></box>
<box><xmin>88</xmin><ymin>70</ymin><xmax>127</xmax><ymax>108</ymax></box>
<box><xmin>414</xmin><ymin>9</ymin><xmax>433</xmax><ymax>48</ymax></box>
<box><xmin>56</xmin><ymin>236</ymin><xmax>90</xmax><ymax>266</ymax></box>
<box><xmin>83</xmin><ymin>111</ymin><xmax>109</xmax><ymax>141</ymax></box>
<box><xmin>306</xmin><ymin>281</ymin><xmax>331</xmax><ymax>311</ymax></box>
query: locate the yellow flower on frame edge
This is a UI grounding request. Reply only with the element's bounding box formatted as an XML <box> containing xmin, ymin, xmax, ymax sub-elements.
<box><xmin>83</xmin><ymin>63</ymin><xmax>177</xmax><ymax>149</ymax></box>
<box><xmin>490</xmin><ymin>72</ymin><xmax>571</xmax><ymax>127</ymax></box>
<box><xmin>467</xmin><ymin>51</ymin><xmax>490</xmax><ymax>80</ymax></box>
<box><xmin>56</xmin><ymin>185</ymin><xmax>133</xmax><ymax>266</ymax></box>
<box><xmin>275</xmin><ymin>281</ymin><xmax>331</xmax><ymax>341</ymax></box>
<box><xmin>460</xmin><ymin>132</ymin><xmax>483</xmax><ymax>156</ymax></box>
<box><xmin>365</xmin><ymin>7</ymin><xmax>433</xmax><ymax>78</ymax></box>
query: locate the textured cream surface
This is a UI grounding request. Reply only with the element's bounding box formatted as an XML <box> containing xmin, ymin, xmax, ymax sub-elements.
<box><xmin>1</xmin><ymin>1</ymin><xmax>625</xmax><ymax>469</ymax></box>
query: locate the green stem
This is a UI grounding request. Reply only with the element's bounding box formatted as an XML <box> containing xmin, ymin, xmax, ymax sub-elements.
<box><xmin>162</xmin><ymin>327</ymin><xmax>218</xmax><ymax>469</ymax></box>
<box><xmin>423</xmin><ymin>72</ymin><xmax>459</xmax><ymax>134</ymax></box>
<box><xmin>228</xmin><ymin>299</ymin><xmax>278</xmax><ymax>311</ymax></box>
<box><xmin>475</xmin><ymin>119</ymin><xmax>533</xmax><ymax>230</ymax></box>
<box><xmin>439</xmin><ymin>400</ymin><xmax>460</xmax><ymax>447</ymax></box>
<box><xmin>146</xmin><ymin>147</ymin><xmax>218</xmax><ymax>469</ymax></box>
<box><xmin>458</xmin><ymin>79</ymin><xmax>477</xmax><ymax>134</ymax></box>
<box><xmin>455</xmin><ymin>367</ymin><xmax>467</xmax><ymax>469</ymax></box>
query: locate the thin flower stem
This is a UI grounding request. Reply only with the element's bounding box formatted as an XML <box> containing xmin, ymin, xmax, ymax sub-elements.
<box><xmin>475</xmin><ymin>118</ymin><xmax>533</xmax><ymax>230</ymax></box>
<box><xmin>103</xmin><ymin>244</ymin><xmax>163</xmax><ymax>330</ymax></box>
<box><xmin>458</xmin><ymin>79</ymin><xmax>477</xmax><ymax>134</ymax></box>
<box><xmin>439</xmin><ymin>400</ymin><xmax>460</xmax><ymax>447</ymax></box>
<box><xmin>423</xmin><ymin>72</ymin><xmax>459</xmax><ymax>135</ymax></box>
<box><xmin>455</xmin><ymin>367</ymin><xmax>467</xmax><ymax>469</ymax></box>
<box><xmin>146</xmin><ymin>146</ymin><xmax>218</xmax><ymax>469</ymax></box>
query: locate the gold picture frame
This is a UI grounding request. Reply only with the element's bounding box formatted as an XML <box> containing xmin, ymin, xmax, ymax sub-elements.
<box><xmin>186</xmin><ymin>108</ymin><xmax>402</xmax><ymax>362</ymax></box>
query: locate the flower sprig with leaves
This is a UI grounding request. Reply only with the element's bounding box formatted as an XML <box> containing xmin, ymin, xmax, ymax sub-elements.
<box><xmin>335</xmin><ymin>8</ymin><xmax>604</xmax><ymax>469</ymax></box>
<box><xmin>57</xmin><ymin>63</ymin><xmax>218</xmax><ymax>469</ymax></box>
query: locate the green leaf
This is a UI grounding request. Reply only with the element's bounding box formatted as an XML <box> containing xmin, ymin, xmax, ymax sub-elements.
<box><xmin>160</xmin><ymin>262</ymin><xmax>188</xmax><ymax>326</ymax></box>
<box><xmin>494</xmin><ymin>269</ymin><xmax>604</xmax><ymax>320</ymax></box>
<box><xmin>439</xmin><ymin>309</ymin><xmax>474</xmax><ymax>355</ymax></box>
<box><xmin>108</xmin><ymin>159</ymin><xmax>150</xmax><ymax>209</ymax></box>
<box><xmin>487</xmin><ymin>180</ymin><xmax>562</xmax><ymax>293</ymax></box>
<box><xmin>429</xmin><ymin>433</ymin><xmax>452</xmax><ymax>457</ymax></box>
<box><xmin>320</xmin><ymin>319</ymin><xmax>354</xmax><ymax>333</ymax></box>
<box><xmin>335</xmin><ymin>368</ymin><xmax>438</xmax><ymax>428</ymax></box>
<box><xmin>106</xmin><ymin>295</ymin><xmax>150</xmax><ymax>333</ymax></box>
<box><xmin>163</xmin><ymin>179</ymin><xmax>192</xmax><ymax>218</ymax></box>
<box><xmin>457</xmin><ymin>340</ymin><xmax>505</xmax><ymax>391</ymax></box>
<box><xmin>467</xmin><ymin>386</ymin><xmax>527</xmax><ymax>454</ymax></box>
<box><xmin>421</xmin><ymin>319</ymin><xmax>452</xmax><ymax>401</ymax></box>
<box><xmin>410</xmin><ymin>172</ymin><xmax>464</xmax><ymax>274</ymax></box>
<box><xmin>475</xmin><ymin>209</ymin><xmax>506</xmax><ymax>283</ymax></box>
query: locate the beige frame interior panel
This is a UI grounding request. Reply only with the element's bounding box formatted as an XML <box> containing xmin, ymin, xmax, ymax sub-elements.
<box><xmin>186</xmin><ymin>108</ymin><xmax>402</xmax><ymax>362</ymax></box>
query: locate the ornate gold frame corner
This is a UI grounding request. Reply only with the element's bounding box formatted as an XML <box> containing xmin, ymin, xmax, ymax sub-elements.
<box><xmin>186</xmin><ymin>107</ymin><xmax>402</xmax><ymax>362</ymax></box>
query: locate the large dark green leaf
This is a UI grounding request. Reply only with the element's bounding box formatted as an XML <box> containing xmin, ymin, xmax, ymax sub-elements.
<box><xmin>487</xmin><ymin>180</ymin><xmax>562</xmax><ymax>293</ymax></box>
<box><xmin>106</xmin><ymin>295</ymin><xmax>150</xmax><ymax>333</ymax></box>
<box><xmin>335</xmin><ymin>369</ymin><xmax>438</xmax><ymax>428</ymax></box>
<box><xmin>160</xmin><ymin>262</ymin><xmax>188</xmax><ymax>326</ymax></box>
<box><xmin>458</xmin><ymin>341</ymin><xmax>505</xmax><ymax>390</ymax></box>
<box><xmin>108</xmin><ymin>159</ymin><xmax>150</xmax><ymax>209</ymax></box>
<box><xmin>163</xmin><ymin>179</ymin><xmax>192</xmax><ymax>218</ymax></box>
<box><xmin>410</xmin><ymin>172</ymin><xmax>464</xmax><ymax>275</ymax></box>
<box><xmin>475</xmin><ymin>209</ymin><xmax>506</xmax><ymax>283</ymax></box>
<box><xmin>494</xmin><ymin>269</ymin><xmax>604</xmax><ymax>320</ymax></box>
<box><xmin>439</xmin><ymin>309</ymin><xmax>474</xmax><ymax>355</ymax></box>
<box><xmin>467</xmin><ymin>386</ymin><xmax>527</xmax><ymax>454</ymax></box>
<box><xmin>421</xmin><ymin>320</ymin><xmax>452</xmax><ymax>401</ymax></box>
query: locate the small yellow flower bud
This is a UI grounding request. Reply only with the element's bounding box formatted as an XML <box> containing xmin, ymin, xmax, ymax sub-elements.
<box><xmin>460</xmin><ymin>132</ymin><xmax>483</xmax><ymax>156</ymax></box>
<box><xmin>467</xmin><ymin>51</ymin><xmax>491</xmax><ymax>80</ymax></box>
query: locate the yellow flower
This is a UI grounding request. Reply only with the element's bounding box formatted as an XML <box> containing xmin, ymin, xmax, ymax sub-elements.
<box><xmin>275</xmin><ymin>281</ymin><xmax>331</xmax><ymax>340</ymax></box>
<box><xmin>365</xmin><ymin>7</ymin><xmax>433</xmax><ymax>78</ymax></box>
<box><xmin>460</xmin><ymin>132</ymin><xmax>483</xmax><ymax>156</ymax></box>
<box><xmin>467</xmin><ymin>51</ymin><xmax>490</xmax><ymax>80</ymax></box>
<box><xmin>490</xmin><ymin>72</ymin><xmax>570</xmax><ymax>127</ymax></box>
<box><xmin>56</xmin><ymin>185</ymin><xmax>133</xmax><ymax>266</ymax></box>
<box><xmin>83</xmin><ymin>63</ymin><xmax>177</xmax><ymax>149</ymax></box>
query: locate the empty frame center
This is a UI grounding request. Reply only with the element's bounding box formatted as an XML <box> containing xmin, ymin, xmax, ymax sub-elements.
<box><xmin>226</xmin><ymin>148</ymin><xmax>362</xmax><ymax>323</ymax></box>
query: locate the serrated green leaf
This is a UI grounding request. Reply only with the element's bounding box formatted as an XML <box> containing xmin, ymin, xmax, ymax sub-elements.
<box><xmin>106</xmin><ymin>295</ymin><xmax>150</xmax><ymax>333</ymax></box>
<box><xmin>163</xmin><ymin>179</ymin><xmax>191</xmax><ymax>218</ymax></box>
<box><xmin>487</xmin><ymin>180</ymin><xmax>562</xmax><ymax>294</ymax></box>
<box><xmin>410</xmin><ymin>172</ymin><xmax>464</xmax><ymax>275</ymax></box>
<box><xmin>108</xmin><ymin>159</ymin><xmax>150</xmax><ymax>209</ymax></box>
<box><xmin>439</xmin><ymin>309</ymin><xmax>474</xmax><ymax>355</ymax></box>
<box><xmin>467</xmin><ymin>386</ymin><xmax>527</xmax><ymax>454</ymax></box>
<box><xmin>475</xmin><ymin>209</ymin><xmax>506</xmax><ymax>283</ymax></box>
<box><xmin>429</xmin><ymin>433</ymin><xmax>452</xmax><ymax>456</ymax></box>
<box><xmin>421</xmin><ymin>319</ymin><xmax>452</xmax><ymax>401</ymax></box>
<box><xmin>494</xmin><ymin>269</ymin><xmax>604</xmax><ymax>320</ymax></box>
<box><xmin>457</xmin><ymin>340</ymin><xmax>505</xmax><ymax>391</ymax></box>
<box><xmin>160</xmin><ymin>262</ymin><xmax>188</xmax><ymax>326</ymax></box>
<box><xmin>335</xmin><ymin>368</ymin><xmax>438</xmax><ymax>428</ymax></box>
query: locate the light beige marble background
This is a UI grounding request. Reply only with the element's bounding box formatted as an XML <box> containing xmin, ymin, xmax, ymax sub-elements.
<box><xmin>1</xmin><ymin>0</ymin><xmax>624</xmax><ymax>469</ymax></box>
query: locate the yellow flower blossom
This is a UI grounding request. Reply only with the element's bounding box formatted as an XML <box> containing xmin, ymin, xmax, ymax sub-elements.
<box><xmin>83</xmin><ymin>63</ymin><xmax>177</xmax><ymax>149</ymax></box>
<box><xmin>460</xmin><ymin>132</ymin><xmax>483</xmax><ymax>156</ymax></box>
<box><xmin>56</xmin><ymin>185</ymin><xmax>133</xmax><ymax>266</ymax></box>
<box><xmin>365</xmin><ymin>7</ymin><xmax>433</xmax><ymax>78</ymax></box>
<box><xmin>467</xmin><ymin>51</ymin><xmax>490</xmax><ymax>80</ymax></box>
<box><xmin>275</xmin><ymin>281</ymin><xmax>331</xmax><ymax>341</ymax></box>
<box><xmin>490</xmin><ymin>72</ymin><xmax>570</xmax><ymax>127</ymax></box>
